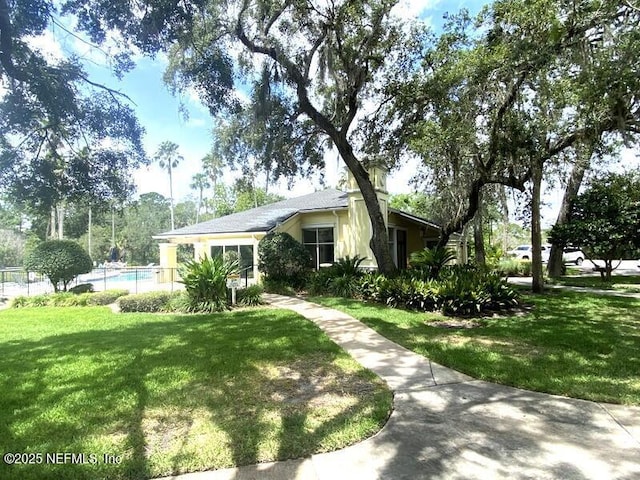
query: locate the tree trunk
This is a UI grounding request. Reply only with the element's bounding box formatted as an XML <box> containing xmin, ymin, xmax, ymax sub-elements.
<box><xmin>57</xmin><ymin>203</ymin><xmax>64</xmax><ymax>239</ymax></box>
<box><xmin>548</xmin><ymin>144</ymin><xmax>593</xmax><ymax>277</ymax></box>
<box><xmin>88</xmin><ymin>206</ymin><xmax>92</xmax><ymax>258</ymax></box>
<box><xmin>531</xmin><ymin>160</ymin><xmax>544</xmax><ymax>293</ymax></box>
<box><xmin>333</xmin><ymin>138</ymin><xmax>396</xmax><ymax>275</ymax></box>
<box><xmin>473</xmin><ymin>189</ymin><xmax>485</xmax><ymax>266</ymax></box>
<box><xmin>168</xmin><ymin>165</ymin><xmax>175</xmax><ymax>231</ymax></box>
<box><xmin>49</xmin><ymin>207</ymin><xmax>56</xmax><ymax>239</ymax></box>
<box><xmin>498</xmin><ymin>185</ymin><xmax>509</xmax><ymax>254</ymax></box>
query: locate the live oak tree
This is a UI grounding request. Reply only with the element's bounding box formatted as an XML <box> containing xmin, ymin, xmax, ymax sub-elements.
<box><xmin>61</xmin><ymin>0</ymin><xmax>408</xmax><ymax>274</ymax></box>
<box><xmin>549</xmin><ymin>171</ymin><xmax>640</xmax><ymax>281</ymax></box>
<box><xmin>376</xmin><ymin>0</ymin><xmax>640</xmax><ymax>291</ymax></box>
<box><xmin>0</xmin><ymin>1</ymin><xmax>147</xmax><ymax>235</ymax></box>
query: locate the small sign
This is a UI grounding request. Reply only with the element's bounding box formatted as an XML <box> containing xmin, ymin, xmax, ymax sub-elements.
<box><xmin>227</xmin><ymin>274</ymin><xmax>241</xmax><ymax>288</ymax></box>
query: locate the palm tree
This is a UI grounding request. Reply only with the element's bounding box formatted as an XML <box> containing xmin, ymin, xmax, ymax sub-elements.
<box><xmin>190</xmin><ymin>172</ymin><xmax>210</xmax><ymax>224</ymax></box>
<box><xmin>202</xmin><ymin>152</ymin><xmax>224</xmax><ymax>217</ymax></box>
<box><xmin>154</xmin><ymin>141</ymin><xmax>183</xmax><ymax>230</ymax></box>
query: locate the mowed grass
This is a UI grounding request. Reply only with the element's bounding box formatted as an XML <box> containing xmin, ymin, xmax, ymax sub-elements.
<box><xmin>0</xmin><ymin>307</ymin><xmax>392</xmax><ymax>480</ymax></box>
<box><xmin>551</xmin><ymin>274</ymin><xmax>640</xmax><ymax>293</ymax></box>
<box><xmin>310</xmin><ymin>291</ymin><xmax>640</xmax><ymax>405</ymax></box>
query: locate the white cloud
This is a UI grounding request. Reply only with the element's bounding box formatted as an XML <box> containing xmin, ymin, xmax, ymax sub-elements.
<box><xmin>391</xmin><ymin>0</ymin><xmax>440</xmax><ymax>20</ymax></box>
<box><xmin>25</xmin><ymin>30</ymin><xmax>64</xmax><ymax>62</ymax></box>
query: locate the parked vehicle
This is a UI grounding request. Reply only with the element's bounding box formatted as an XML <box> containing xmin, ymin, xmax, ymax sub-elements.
<box><xmin>507</xmin><ymin>245</ymin><xmax>584</xmax><ymax>264</ymax></box>
<box><xmin>562</xmin><ymin>248</ymin><xmax>585</xmax><ymax>265</ymax></box>
<box><xmin>507</xmin><ymin>245</ymin><xmax>550</xmax><ymax>262</ymax></box>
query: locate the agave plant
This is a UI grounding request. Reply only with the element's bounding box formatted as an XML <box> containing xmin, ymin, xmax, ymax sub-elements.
<box><xmin>178</xmin><ymin>255</ymin><xmax>238</xmax><ymax>312</ymax></box>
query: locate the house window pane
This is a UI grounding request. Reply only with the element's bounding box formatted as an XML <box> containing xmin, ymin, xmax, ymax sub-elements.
<box><xmin>303</xmin><ymin>230</ymin><xmax>317</xmax><ymax>243</ymax></box>
<box><xmin>303</xmin><ymin>227</ymin><xmax>334</xmax><ymax>269</ymax></box>
<box><xmin>318</xmin><ymin>228</ymin><xmax>333</xmax><ymax>243</ymax></box>
<box><xmin>318</xmin><ymin>244</ymin><xmax>334</xmax><ymax>265</ymax></box>
<box><xmin>239</xmin><ymin>245</ymin><xmax>254</xmax><ymax>278</ymax></box>
<box><xmin>305</xmin><ymin>245</ymin><xmax>317</xmax><ymax>269</ymax></box>
<box><xmin>210</xmin><ymin>246</ymin><xmax>223</xmax><ymax>258</ymax></box>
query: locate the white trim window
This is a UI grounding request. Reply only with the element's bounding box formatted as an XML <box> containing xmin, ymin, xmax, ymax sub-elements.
<box><xmin>303</xmin><ymin>227</ymin><xmax>334</xmax><ymax>269</ymax></box>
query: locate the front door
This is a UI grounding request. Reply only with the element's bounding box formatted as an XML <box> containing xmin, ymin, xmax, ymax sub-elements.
<box><xmin>396</xmin><ymin>229</ymin><xmax>407</xmax><ymax>269</ymax></box>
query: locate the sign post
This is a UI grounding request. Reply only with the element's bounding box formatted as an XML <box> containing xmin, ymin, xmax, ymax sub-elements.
<box><xmin>226</xmin><ymin>274</ymin><xmax>241</xmax><ymax>305</ymax></box>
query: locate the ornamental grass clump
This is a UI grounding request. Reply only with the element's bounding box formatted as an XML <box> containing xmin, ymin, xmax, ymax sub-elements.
<box><xmin>179</xmin><ymin>255</ymin><xmax>238</xmax><ymax>312</ymax></box>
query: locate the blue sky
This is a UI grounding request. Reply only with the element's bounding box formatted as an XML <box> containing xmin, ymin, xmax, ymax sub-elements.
<box><xmin>68</xmin><ymin>0</ymin><xmax>492</xmax><ymax>203</ymax></box>
<box><xmin>40</xmin><ymin>0</ymin><xmax>637</xmax><ymax>226</ymax></box>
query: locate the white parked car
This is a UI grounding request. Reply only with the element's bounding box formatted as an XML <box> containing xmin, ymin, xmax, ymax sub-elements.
<box><xmin>507</xmin><ymin>245</ymin><xmax>551</xmax><ymax>262</ymax></box>
<box><xmin>562</xmin><ymin>247</ymin><xmax>585</xmax><ymax>265</ymax></box>
<box><xmin>507</xmin><ymin>245</ymin><xmax>585</xmax><ymax>265</ymax></box>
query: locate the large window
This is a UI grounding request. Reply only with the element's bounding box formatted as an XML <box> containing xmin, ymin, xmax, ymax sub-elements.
<box><xmin>303</xmin><ymin>227</ymin><xmax>334</xmax><ymax>269</ymax></box>
<box><xmin>210</xmin><ymin>244</ymin><xmax>254</xmax><ymax>278</ymax></box>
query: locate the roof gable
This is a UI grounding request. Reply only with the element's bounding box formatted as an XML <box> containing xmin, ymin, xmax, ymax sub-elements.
<box><xmin>156</xmin><ymin>189</ymin><xmax>348</xmax><ymax>237</ymax></box>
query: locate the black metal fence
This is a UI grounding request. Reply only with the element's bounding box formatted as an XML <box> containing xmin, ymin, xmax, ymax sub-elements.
<box><xmin>0</xmin><ymin>264</ymin><xmax>255</xmax><ymax>299</ymax></box>
<box><xmin>0</xmin><ymin>267</ymin><xmax>181</xmax><ymax>298</ymax></box>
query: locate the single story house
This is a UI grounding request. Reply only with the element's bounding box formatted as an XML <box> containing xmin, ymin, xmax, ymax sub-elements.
<box><xmin>153</xmin><ymin>168</ymin><xmax>465</xmax><ymax>281</ymax></box>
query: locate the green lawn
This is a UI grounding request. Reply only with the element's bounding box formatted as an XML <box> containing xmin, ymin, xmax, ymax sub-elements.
<box><xmin>551</xmin><ymin>274</ymin><xmax>640</xmax><ymax>293</ymax></box>
<box><xmin>0</xmin><ymin>307</ymin><xmax>391</xmax><ymax>480</ymax></box>
<box><xmin>310</xmin><ymin>291</ymin><xmax>640</xmax><ymax>405</ymax></box>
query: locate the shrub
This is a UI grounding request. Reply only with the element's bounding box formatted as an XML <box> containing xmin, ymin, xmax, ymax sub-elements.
<box><xmin>494</xmin><ymin>259</ymin><xmax>532</xmax><ymax>277</ymax></box>
<box><xmin>261</xmin><ymin>277</ymin><xmax>298</xmax><ymax>295</ymax></box>
<box><xmin>307</xmin><ymin>256</ymin><xmax>365</xmax><ymax>296</ymax></box>
<box><xmin>9</xmin><ymin>292</ymin><xmax>91</xmax><ymax>307</ymax></box>
<box><xmin>329</xmin><ymin>255</ymin><xmax>365</xmax><ymax>276</ymax></box>
<box><xmin>86</xmin><ymin>289</ymin><xmax>130</xmax><ymax>306</ymax></box>
<box><xmin>24</xmin><ymin>240</ymin><xmax>93</xmax><ymax>292</ymax></box>
<box><xmin>179</xmin><ymin>255</ymin><xmax>237</xmax><ymax>312</ymax></box>
<box><xmin>258</xmin><ymin>232</ymin><xmax>311</xmax><ymax>288</ymax></box>
<box><xmin>163</xmin><ymin>291</ymin><xmax>191</xmax><ymax>312</ymax></box>
<box><xmin>117</xmin><ymin>291</ymin><xmax>173</xmax><ymax>313</ymax></box>
<box><xmin>436</xmin><ymin>265</ymin><xmax>519</xmax><ymax>315</ymax></box>
<box><xmin>409</xmin><ymin>247</ymin><xmax>456</xmax><ymax>279</ymax></box>
<box><xmin>237</xmin><ymin>285</ymin><xmax>264</xmax><ymax>306</ymax></box>
<box><xmin>69</xmin><ymin>283</ymin><xmax>94</xmax><ymax>294</ymax></box>
<box><xmin>328</xmin><ymin>274</ymin><xmax>361</xmax><ymax>298</ymax></box>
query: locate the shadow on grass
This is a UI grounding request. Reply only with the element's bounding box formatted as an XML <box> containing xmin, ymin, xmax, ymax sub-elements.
<box><xmin>312</xmin><ymin>292</ymin><xmax>640</xmax><ymax>404</ymax></box>
<box><xmin>0</xmin><ymin>308</ymin><xmax>391</xmax><ymax>480</ymax></box>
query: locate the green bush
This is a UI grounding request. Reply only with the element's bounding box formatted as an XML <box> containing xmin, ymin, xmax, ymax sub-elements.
<box><xmin>117</xmin><ymin>291</ymin><xmax>173</xmax><ymax>313</ymax></box>
<box><xmin>237</xmin><ymin>285</ymin><xmax>264</xmax><ymax>306</ymax></box>
<box><xmin>261</xmin><ymin>277</ymin><xmax>298</xmax><ymax>295</ymax></box>
<box><xmin>9</xmin><ymin>292</ymin><xmax>91</xmax><ymax>308</ymax></box>
<box><xmin>494</xmin><ymin>259</ymin><xmax>532</xmax><ymax>277</ymax></box>
<box><xmin>307</xmin><ymin>256</ymin><xmax>365</xmax><ymax>296</ymax></box>
<box><xmin>86</xmin><ymin>289</ymin><xmax>130</xmax><ymax>306</ymax></box>
<box><xmin>24</xmin><ymin>240</ymin><xmax>93</xmax><ymax>292</ymax></box>
<box><xmin>409</xmin><ymin>247</ymin><xmax>456</xmax><ymax>279</ymax></box>
<box><xmin>179</xmin><ymin>255</ymin><xmax>237</xmax><ymax>312</ymax></box>
<box><xmin>69</xmin><ymin>283</ymin><xmax>95</xmax><ymax>294</ymax></box>
<box><xmin>436</xmin><ymin>265</ymin><xmax>519</xmax><ymax>315</ymax></box>
<box><xmin>163</xmin><ymin>291</ymin><xmax>191</xmax><ymax>312</ymax></box>
<box><xmin>258</xmin><ymin>232</ymin><xmax>311</xmax><ymax>288</ymax></box>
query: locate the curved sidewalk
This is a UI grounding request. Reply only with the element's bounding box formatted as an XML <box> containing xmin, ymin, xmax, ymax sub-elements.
<box><xmin>163</xmin><ymin>294</ymin><xmax>640</xmax><ymax>480</ymax></box>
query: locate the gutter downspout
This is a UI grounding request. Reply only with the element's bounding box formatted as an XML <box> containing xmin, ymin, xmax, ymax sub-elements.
<box><xmin>332</xmin><ymin>210</ymin><xmax>340</xmax><ymax>260</ymax></box>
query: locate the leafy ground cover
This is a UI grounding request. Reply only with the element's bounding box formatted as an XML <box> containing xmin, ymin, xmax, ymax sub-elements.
<box><xmin>310</xmin><ymin>291</ymin><xmax>640</xmax><ymax>405</ymax></box>
<box><xmin>0</xmin><ymin>307</ymin><xmax>391</xmax><ymax>480</ymax></box>
<box><xmin>550</xmin><ymin>275</ymin><xmax>640</xmax><ymax>293</ymax></box>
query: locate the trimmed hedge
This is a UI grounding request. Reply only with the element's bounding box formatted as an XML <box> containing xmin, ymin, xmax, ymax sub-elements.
<box><xmin>11</xmin><ymin>292</ymin><xmax>91</xmax><ymax>308</ymax></box>
<box><xmin>86</xmin><ymin>289</ymin><xmax>130</xmax><ymax>306</ymax></box>
<box><xmin>117</xmin><ymin>291</ymin><xmax>174</xmax><ymax>313</ymax></box>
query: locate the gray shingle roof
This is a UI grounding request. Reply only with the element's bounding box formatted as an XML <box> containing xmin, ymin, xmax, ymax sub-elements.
<box><xmin>156</xmin><ymin>189</ymin><xmax>348</xmax><ymax>237</ymax></box>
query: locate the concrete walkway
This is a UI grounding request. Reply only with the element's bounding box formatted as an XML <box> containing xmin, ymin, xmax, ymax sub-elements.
<box><xmin>162</xmin><ymin>294</ymin><xmax>640</xmax><ymax>480</ymax></box>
